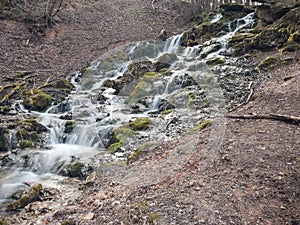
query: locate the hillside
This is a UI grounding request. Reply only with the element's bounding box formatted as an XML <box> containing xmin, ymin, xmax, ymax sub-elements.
<box><xmin>0</xmin><ymin>0</ymin><xmax>299</xmax><ymax>224</ymax></box>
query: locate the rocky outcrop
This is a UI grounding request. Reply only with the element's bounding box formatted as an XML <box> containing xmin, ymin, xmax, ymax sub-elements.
<box><xmin>103</xmin><ymin>60</ymin><xmax>155</xmax><ymax>94</ymax></box>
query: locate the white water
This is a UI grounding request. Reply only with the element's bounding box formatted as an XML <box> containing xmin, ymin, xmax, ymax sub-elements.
<box><xmin>0</xmin><ymin>12</ymin><xmax>256</xmax><ymax>204</ymax></box>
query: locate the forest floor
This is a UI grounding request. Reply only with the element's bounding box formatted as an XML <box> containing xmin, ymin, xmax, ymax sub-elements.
<box><xmin>0</xmin><ymin>0</ymin><xmax>299</xmax><ymax>224</ymax></box>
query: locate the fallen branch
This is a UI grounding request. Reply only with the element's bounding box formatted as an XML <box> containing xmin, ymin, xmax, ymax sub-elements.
<box><xmin>226</xmin><ymin>113</ymin><xmax>300</xmax><ymax>125</ymax></box>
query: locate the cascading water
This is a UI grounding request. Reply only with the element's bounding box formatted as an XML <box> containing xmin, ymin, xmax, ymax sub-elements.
<box><xmin>0</xmin><ymin>12</ymin><xmax>257</xmax><ymax>207</ymax></box>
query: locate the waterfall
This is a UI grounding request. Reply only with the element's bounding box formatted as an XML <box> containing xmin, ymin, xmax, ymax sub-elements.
<box><xmin>0</xmin><ymin>12</ymin><xmax>256</xmax><ymax>204</ymax></box>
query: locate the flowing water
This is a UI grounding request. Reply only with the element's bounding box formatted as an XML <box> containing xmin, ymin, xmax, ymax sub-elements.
<box><xmin>0</xmin><ymin>12</ymin><xmax>257</xmax><ymax>206</ymax></box>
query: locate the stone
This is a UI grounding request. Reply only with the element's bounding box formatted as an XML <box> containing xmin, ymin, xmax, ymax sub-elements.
<box><xmin>158</xmin><ymin>29</ymin><xmax>167</xmax><ymax>41</ymax></box>
<box><xmin>0</xmin><ymin>127</ymin><xmax>8</xmax><ymax>152</ymax></box>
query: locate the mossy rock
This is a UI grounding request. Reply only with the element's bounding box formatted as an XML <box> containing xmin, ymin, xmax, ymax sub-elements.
<box><xmin>103</xmin><ymin>60</ymin><xmax>155</xmax><ymax>94</ymax></box>
<box><xmin>129</xmin><ymin>117</ymin><xmax>152</xmax><ymax>131</ymax></box>
<box><xmin>228</xmin><ymin>33</ymin><xmax>255</xmax><ymax>46</ymax></box>
<box><xmin>62</xmin><ymin>162</ymin><xmax>93</xmax><ymax>180</ymax></box>
<box><xmin>54</xmin><ymin>78</ymin><xmax>74</xmax><ymax>90</ymax></box>
<box><xmin>18</xmin><ymin>118</ymin><xmax>47</xmax><ymax>133</ymax></box>
<box><xmin>6</xmin><ymin>184</ymin><xmax>42</xmax><ymax>212</ymax></box>
<box><xmin>258</xmin><ymin>56</ymin><xmax>278</xmax><ymax>70</ymax></box>
<box><xmin>0</xmin><ymin>105</ymin><xmax>10</xmax><ymax>114</ymax></box>
<box><xmin>108</xmin><ymin>118</ymin><xmax>152</xmax><ymax>153</ymax></box>
<box><xmin>251</xmin><ymin>28</ymin><xmax>290</xmax><ymax>50</ymax></box>
<box><xmin>108</xmin><ymin>124</ymin><xmax>135</xmax><ymax>153</ymax></box>
<box><xmin>23</xmin><ymin>89</ymin><xmax>52</xmax><ymax>112</ymax></box>
<box><xmin>130</xmin><ymin>72</ymin><xmax>163</xmax><ymax>101</ymax></box>
<box><xmin>81</xmin><ymin>78</ymin><xmax>95</xmax><ymax>90</ymax></box>
<box><xmin>154</xmin><ymin>53</ymin><xmax>178</xmax><ymax>71</ymax></box>
<box><xmin>206</xmin><ymin>57</ymin><xmax>225</xmax><ymax>66</ymax></box>
<box><xmin>19</xmin><ymin>140</ymin><xmax>34</xmax><ymax>149</ymax></box>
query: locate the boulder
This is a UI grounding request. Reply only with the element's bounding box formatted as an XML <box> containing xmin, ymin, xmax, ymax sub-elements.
<box><xmin>154</xmin><ymin>53</ymin><xmax>178</xmax><ymax>71</ymax></box>
<box><xmin>0</xmin><ymin>127</ymin><xmax>8</xmax><ymax>152</ymax></box>
<box><xmin>23</xmin><ymin>89</ymin><xmax>52</xmax><ymax>112</ymax></box>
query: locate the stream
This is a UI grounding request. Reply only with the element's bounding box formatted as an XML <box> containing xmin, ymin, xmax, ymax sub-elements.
<box><xmin>0</xmin><ymin>12</ymin><xmax>259</xmax><ymax>209</ymax></box>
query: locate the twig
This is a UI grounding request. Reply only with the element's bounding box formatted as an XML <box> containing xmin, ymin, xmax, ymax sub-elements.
<box><xmin>226</xmin><ymin>113</ymin><xmax>300</xmax><ymax>125</ymax></box>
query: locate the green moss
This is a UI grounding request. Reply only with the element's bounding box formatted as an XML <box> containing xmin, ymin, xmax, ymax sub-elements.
<box><xmin>130</xmin><ymin>72</ymin><xmax>162</xmax><ymax>100</ymax></box>
<box><xmin>197</xmin><ymin>119</ymin><xmax>213</xmax><ymax>130</ymax></box>
<box><xmin>108</xmin><ymin>141</ymin><xmax>123</xmax><ymax>153</ymax></box>
<box><xmin>258</xmin><ymin>56</ymin><xmax>278</xmax><ymax>70</ymax></box>
<box><xmin>228</xmin><ymin>33</ymin><xmax>255</xmax><ymax>45</ymax></box>
<box><xmin>148</xmin><ymin>212</ymin><xmax>160</xmax><ymax>223</ymax></box>
<box><xmin>0</xmin><ymin>218</ymin><xmax>6</xmax><ymax>225</ymax></box>
<box><xmin>60</xmin><ymin>219</ymin><xmax>75</xmax><ymax>225</ymax></box>
<box><xmin>206</xmin><ymin>57</ymin><xmax>225</xmax><ymax>66</ymax></box>
<box><xmin>129</xmin><ymin>117</ymin><xmax>152</xmax><ymax>131</ymax></box>
<box><xmin>19</xmin><ymin>140</ymin><xmax>33</xmax><ymax>149</ymax></box>
<box><xmin>80</xmin><ymin>67</ymin><xmax>92</xmax><ymax>76</ymax></box>
<box><xmin>161</xmin><ymin>109</ymin><xmax>173</xmax><ymax>115</ymax></box>
<box><xmin>23</xmin><ymin>89</ymin><xmax>52</xmax><ymax>112</ymax></box>
<box><xmin>108</xmin><ymin>118</ymin><xmax>151</xmax><ymax>154</ymax></box>
<box><xmin>6</xmin><ymin>184</ymin><xmax>42</xmax><ymax>211</ymax></box>
<box><xmin>1</xmin><ymin>105</ymin><xmax>10</xmax><ymax>114</ymax></box>
<box><xmin>55</xmin><ymin>78</ymin><xmax>74</xmax><ymax>90</ymax></box>
<box><xmin>288</xmin><ymin>31</ymin><xmax>300</xmax><ymax>43</ymax></box>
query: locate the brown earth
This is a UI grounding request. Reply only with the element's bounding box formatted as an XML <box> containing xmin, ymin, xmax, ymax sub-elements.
<box><xmin>0</xmin><ymin>0</ymin><xmax>300</xmax><ymax>224</ymax></box>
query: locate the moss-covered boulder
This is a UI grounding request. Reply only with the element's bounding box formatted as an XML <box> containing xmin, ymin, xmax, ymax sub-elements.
<box><xmin>23</xmin><ymin>89</ymin><xmax>52</xmax><ymax>112</ymax></box>
<box><xmin>130</xmin><ymin>72</ymin><xmax>163</xmax><ymax>101</ymax></box>
<box><xmin>154</xmin><ymin>53</ymin><xmax>178</xmax><ymax>71</ymax></box>
<box><xmin>6</xmin><ymin>184</ymin><xmax>42</xmax><ymax>212</ymax></box>
<box><xmin>54</xmin><ymin>78</ymin><xmax>74</xmax><ymax>91</ymax></box>
<box><xmin>251</xmin><ymin>28</ymin><xmax>290</xmax><ymax>50</ymax></box>
<box><xmin>16</xmin><ymin>118</ymin><xmax>47</xmax><ymax>149</ymax></box>
<box><xmin>61</xmin><ymin>162</ymin><xmax>93</xmax><ymax>180</ymax></box>
<box><xmin>108</xmin><ymin>117</ymin><xmax>152</xmax><ymax>153</ymax></box>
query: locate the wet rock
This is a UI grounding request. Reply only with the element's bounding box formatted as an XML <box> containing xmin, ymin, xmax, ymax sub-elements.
<box><xmin>6</xmin><ymin>184</ymin><xmax>43</xmax><ymax>212</ymax></box>
<box><xmin>64</xmin><ymin>121</ymin><xmax>74</xmax><ymax>133</ymax></box>
<box><xmin>16</xmin><ymin>118</ymin><xmax>47</xmax><ymax>149</ymax></box>
<box><xmin>130</xmin><ymin>72</ymin><xmax>165</xmax><ymax>101</ymax></box>
<box><xmin>61</xmin><ymin>162</ymin><xmax>93</xmax><ymax>180</ymax></box>
<box><xmin>103</xmin><ymin>60</ymin><xmax>155</xmax><ymax>94</ymax></box>
<box><xmin>23</xmin><ymin>89</ymin><xmax>52</xmax><ymax>112</ymax></box>
<box><xmin>154</xmin><ymin>53</ymin><xmax>178</xmax><ymax>71</ymax></box>
<box><xmin>0</xmin><ymin>127</ymin><xmax>8</xmax><ymax>152</ymax></box>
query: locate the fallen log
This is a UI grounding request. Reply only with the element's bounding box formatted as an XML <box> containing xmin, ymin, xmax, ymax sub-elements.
<box><xmin>226</xmin><ymin>113</ymin><xmax>300</xmax><ymax>125</ymax></box>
